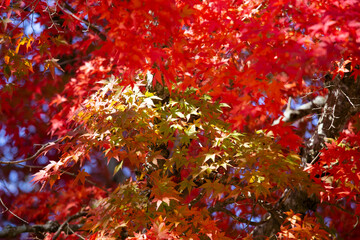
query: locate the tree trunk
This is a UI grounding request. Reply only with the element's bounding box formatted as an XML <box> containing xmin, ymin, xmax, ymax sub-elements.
<box><xmin>252</xmin><ymin>72</ymin><xmax>360</xmax><ymax>239</ymax></box>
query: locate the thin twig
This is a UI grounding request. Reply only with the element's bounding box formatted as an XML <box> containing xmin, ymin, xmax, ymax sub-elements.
<box><xmin>309</xmin><ymin>152</ymin><xmax>321</xmax><ymax>165</ymax></box>
<box><xmin>9</xmin><ymin>0</ymin><xmax>40</xmax><ymax>35</ymax></box>
<box><xmin>15</xmin><ymin>163</ymin><xmax>43</xmax><ymax>168</ymax></box>
<box><xmin>59</xmin><ymin>169</ymin><xmax>110</xmax><ymax>194</ymax></box>
<box><xmin>0</xmin><ymin>138</ymin><xmax>61</xmax><ymax>165</ymax></box>
<box><xmin>340</xmin><ymin>88</ymin><xmax>356</xmax><ymax>108</ymax></box>
<box><xmin>45</xmin><ymin>3</ymin><xmax>63</xmax><ymax>32</ymax></box>
<box><xmin>64</xmin><ymin>225</ymin><xmax>86</xmax><ymax>240</ymax></box>
<box><xmin>56</xmin><ymin>1</ymin><xmax>106</xmax><ymax>41</ymax></box>
<box><xmin>0</xmin><ymin>197</ymin><xmax>29</xmax><ymax>224</ymax></box>
<box><xmin>327</xmin><ymin>90</ymin><xmax>339</xmax><ymax>130</ymax></box>
<box><xmin>14</xmin><ymin>163</ymin><xmax>109</xmax><ymax>194</ymax></box>
<box><xmin>324</xmin><ymin>202</ymin><xmax>360</xmax><ymax>231</ymax></box>
<box><xmin>209</xmin><ymin>205</ymin><xmax>268</xmax><ymax>226</ymax></box>
<box><xmin>52</xmin><ymin>212</ymin><xmax>87</xmax><ymax>240</ymax></box>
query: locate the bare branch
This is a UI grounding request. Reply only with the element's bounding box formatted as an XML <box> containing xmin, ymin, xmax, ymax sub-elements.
<box><xmin>0</xmin><ymin>212</ymin><xmax>86</xmax><ymax>239</ymax></box>
<box><xmin>12</xmin><ymin>162</ymin><xmax>110</xmax><ymax>194</ymax></box>
<box><xmin>0</xmin><ymin>221</ymin><xmax>60</xmax><ymax>238</ymax></box>
<box><xmin>273</xmin><ymin>95</ymin><xmax>327</xmax><ymax>125</ymax></box>
<box><xmin>59</xmin><ymin>169</ymin><xmax>110</xmax><ymax>194</ymax></box>
<box><xmin>9</xmin><ymin>0</ymin><xmax>41</xmax><ymax>35</ymax></box>
<box><xmin>209</xmin><ymin>201</ymin><xmax>269</xmax><ymax>226</ymax></box>
<box><xmin>0</xmin><ymin>197</ymin><xmax>28</xmax><ymax>224</ymax></box>
<box><xmin>52</xmin><ymin>212</ymin><xmax>87</xmax><ymax>240</ymax></box>
<box><xmin>56</xmin><ymin>2</ymin><xmax>107</xmax><ymax>41</ymax></box>
<box><xmin>0</xmin><ymin>138</ymin><xmax>61</xmax><ymax>165</ymax></box>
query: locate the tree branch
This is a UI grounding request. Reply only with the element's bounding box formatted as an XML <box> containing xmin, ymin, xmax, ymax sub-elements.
<box><xmin>56</xmin><ymin>2</ymin><xmax>107</xmax><ymax>41</ymax></box>
<box><xmin>52</xmin><ymin>212</ymin><xmax>87</xmax><ymax>240</ymax></box>
<box><xmin>59</xmin><ymin>169</ymin><xmax>110</xmax><ymax>194</ymax></box>
<box><xmin>0</xmin><ymin>212</ymin><xmax>86</xmax><ymax>239</ymax></box>
<box><xmin>0</xmin><ymin>197</ymin><xmax>28</xmax><ymax>225</ymax></box>
<box><xmin>209</xmin><ymin>204</ymin><xmax>269</xmax><ymax>226</ymax></box>
<box><xmin>273</xmin><ymin>95</ymin><xmax>327</xmax><ymax>125</ymax></box>
<box><xmin>208</xmin><ymin>197</ymin><xmax>270</xmax><ymax>226</ymax></box>
<box><xmin>0</xmin><ymin>221</ymin><xmax>60</xmax><ymax>238</ymax></box>
<box><xmin>0</xmin><ymin>138</ymin><xmax>61</xmax><ymax>165</ymax></box>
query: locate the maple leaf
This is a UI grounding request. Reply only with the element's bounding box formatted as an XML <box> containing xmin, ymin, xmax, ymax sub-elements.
<box><xmin>44</xmin><ymin>58</ymin><xmax>64</xmax><ymax>79</ymax></box>
<box><xmin>151</xmin><ymin>222</ymin><xmax>171</xmax><ymax>240</ymax></box>
<box><xmin>73</xmin><ymin>169</ymin><xmax>90</xmax><ymax>186</ymax></box>
<box><xmin>150</xmin><ymin>171</ymin><xmax>180</xmax><ymax>209</ymax></box>
<box><xmin>31</xmin><ymin>170</ymin><xmax>49</xmax><ymax>184</ymax></box>
<box><xmin>4</xmin><ymin>1</ymin><xmax>360</xmax><ymax>239</ymax></box>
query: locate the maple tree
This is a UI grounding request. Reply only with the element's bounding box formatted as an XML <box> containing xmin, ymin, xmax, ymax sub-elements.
<box><xmin>1</xmin><ymin>0</ymin><xmax>360</xmax><ymax>239</ymax></box>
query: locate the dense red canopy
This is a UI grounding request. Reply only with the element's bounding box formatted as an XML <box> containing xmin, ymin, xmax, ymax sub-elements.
<box><xmin>1</xmin><ymin>0</ymin><xmax>360</xmax><ymax>239</ymax></box>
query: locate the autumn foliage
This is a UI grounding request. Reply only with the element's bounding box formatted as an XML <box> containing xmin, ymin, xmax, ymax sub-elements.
<box><xmin>1</xmin><ymin>0</ymin><xmax>360</xmax><ymax>239</ymax></box>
